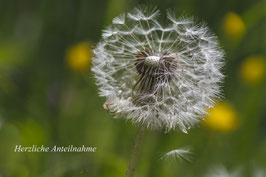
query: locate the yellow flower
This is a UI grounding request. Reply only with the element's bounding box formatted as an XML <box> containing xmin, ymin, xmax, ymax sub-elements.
<box><xmin>222</xmin><ymin>12</ymin><xmax>245</xmax><ymax>39</ymax></box>
<box><xmin>66</xmin><ymin>42</ymin><xmax>92</xmax><ymax>72</ymax></box>
<box><xmin>240</xmin><ymin>56</ymin><xmax>265</xmax><ymax>84</ymax></box>
<box><xmin>204</xmin><ymin>101</ymin><xmax>238</xmax><ymax>132</ymax></box>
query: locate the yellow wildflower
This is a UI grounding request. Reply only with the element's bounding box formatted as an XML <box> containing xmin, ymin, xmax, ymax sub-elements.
<box><xmin>204</xmin><ymin>101</ymin><xmax>238</xmax><ymax>132</ymax></box>
<box><xmin>66</xmin><ymin>42</ymin><xmax>92</xmax><ymax>72</ymax></box>
<box><xmin>222</xmin><ymin>12</ymin><xmax>245</xmax><ymax>39</ymax></box>
<box><xmin>240</xmin><ymin>56</ymin><xmax>265</xmax><ymax>84</ymax></box>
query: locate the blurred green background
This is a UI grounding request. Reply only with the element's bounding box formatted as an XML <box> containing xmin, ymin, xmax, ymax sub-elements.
<box><xmin>0</xmin><ymin>0</ymin><xmax>266</xmax><ymax>176</ymax></box>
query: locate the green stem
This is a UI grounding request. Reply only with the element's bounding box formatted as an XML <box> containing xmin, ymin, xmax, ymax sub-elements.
<box><xmin>125</xmin><ymin>125</ymin><xmax>145</xmax><ymax>177</ymax></box>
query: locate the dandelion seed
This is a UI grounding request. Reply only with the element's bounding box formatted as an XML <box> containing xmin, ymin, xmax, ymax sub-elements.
<box><xmin>92</xmin><ymin>7</ymin><xmax>224</xmax><ymax>133</ymax></box>
<box><xmin>161</xmin><ymin>147</ymin><xmax>192</xmax><ymax>162</ymax></box>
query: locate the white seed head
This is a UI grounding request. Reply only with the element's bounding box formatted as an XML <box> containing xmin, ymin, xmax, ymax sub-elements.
<box><xmin>92</xmin><ymin>7</ymin><xmax>224</xmax><ymax>132</ymax></box>
<box><xmin>204</xmin><ymin>165</ymin><xmax>266</xmax><ymax>177</ymax></box>
<box><xmin>254</xmin><ymin>168</ymin><xmax>266</xmax><ymax>177</ymax></box>
<box><xmin>204</xmin><ymin>166</ymin><xmax>241</xmax><ymax>177</ymax></box>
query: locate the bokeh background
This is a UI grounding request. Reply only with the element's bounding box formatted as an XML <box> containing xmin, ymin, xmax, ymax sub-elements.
<box><xmin>0</xmin><ymin>0</ymin><xmax>266</xmax><ymax>176</ymax></box>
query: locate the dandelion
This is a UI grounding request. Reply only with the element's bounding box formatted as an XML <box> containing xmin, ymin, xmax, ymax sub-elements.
<box><xmin>204</xmin><ymin>165</ymin><xmax>266</xmax><ymax>177</ymax></box>
<box><xmin>254</xmin><ymin>168</ymin><xmax>266</xmax><ymax>177</ymax></box>
<box><xmin>92</xmin><ymin>7</ymin><xmax>224</xmax><ymax>133</ymax></box>
<box><xmin>204</xmin><ymin>101</ymin><xmax>238</xmax><ymax>132</ymax></box>
<box><xmin>92</xmin><ymin>7</ymin><xmax>224</xmax><ymax>177</ymax></box>
<box><xmin>66</xmin><ymin>42</ymin><xmax>92</xmax><ymax>72</ymax></box>
<box><xmin>240</xmin><ymin>56</ymin><xmax>265</xmax><ymax>85</ymax></box>
<box><xmin>222</xmin><ymin>12</ymin><xmax>245</xmax><ymax>40</ymax></box>
<box><xmin>204</xmin><ymin>165</ymin><xmax>241</xmax><ymax>177</ymax></box>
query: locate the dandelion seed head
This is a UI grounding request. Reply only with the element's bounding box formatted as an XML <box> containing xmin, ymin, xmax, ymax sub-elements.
<box><xmin>92</xmin><ymin>7</ymin><xmax>224</xmax><ymax>132</ymax></box>
<box><xmin>204</xmin><ymin>166</ymin><xmax>241</xmax><ymax>177</ymax></box>
<box><xmin>204</xmin><ymin>165</ymin><xmax>266</xmax><ymax>177</ymax></box>
<box><xmin>254</xmin><ymin>168</ymin><xmax>266</xmax><ymax>177</ymax></box>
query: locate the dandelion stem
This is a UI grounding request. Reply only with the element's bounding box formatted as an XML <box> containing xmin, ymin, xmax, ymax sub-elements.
<box><xmin>125</xmin><ymin>125</ymin><xmax>145</xmax><ymax>177</ymax></box>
